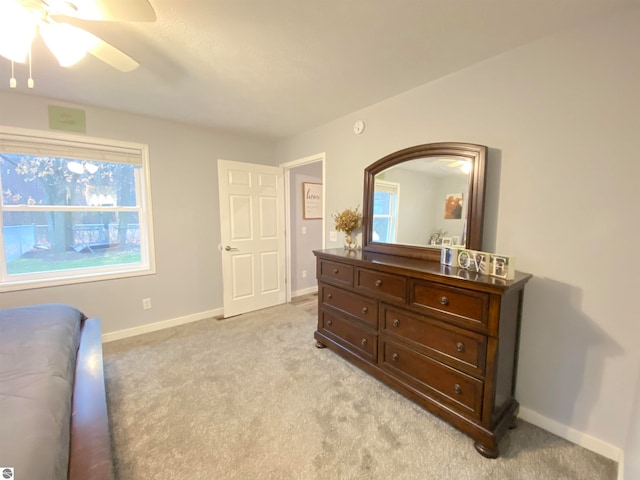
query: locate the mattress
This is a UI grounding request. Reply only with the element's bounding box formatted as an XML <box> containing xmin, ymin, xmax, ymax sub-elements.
<box><xmin>0</xmin><ymin>304</ymin><xmax>84</xmax><ymax>480</ymax></box>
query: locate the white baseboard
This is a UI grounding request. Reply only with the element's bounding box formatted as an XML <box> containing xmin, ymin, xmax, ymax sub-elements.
<box><xmin>102</xmin><ymin>308</ymin><xmax>223</xmax><ymax>343</ymax></box>
<box><xmin>292</xmin><ymin>285</ymin><xmax>318</xmax><ymax>298</ymax></box>
<box><xmin>519</xmin><ymin>407</ymin><xmax>622</xmax><ymax>463</ymax></box>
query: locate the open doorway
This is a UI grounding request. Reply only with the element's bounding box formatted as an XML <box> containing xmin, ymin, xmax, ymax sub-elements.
<box><xmin>281</xmin><ymin>153</ymin><xmax>325</xmax><ymax>302</ymax></box>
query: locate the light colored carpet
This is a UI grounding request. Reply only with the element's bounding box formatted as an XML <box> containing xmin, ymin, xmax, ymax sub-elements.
<box><xmin>103</xmin><ymin>303</ymin><xmax>617</xmax><ymax>480</ymax></box>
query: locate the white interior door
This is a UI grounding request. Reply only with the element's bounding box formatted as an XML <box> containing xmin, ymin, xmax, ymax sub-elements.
<box><xmin>218</xmin><ymin>160</ymin><xmax>286</xmax><ymax>317</ymax></box>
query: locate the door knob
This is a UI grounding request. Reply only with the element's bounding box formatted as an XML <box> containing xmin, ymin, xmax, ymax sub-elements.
<box><xmin>224</xmin><ymin>245</ymin><xmax>238</xmax><ymax>251</ymax></box>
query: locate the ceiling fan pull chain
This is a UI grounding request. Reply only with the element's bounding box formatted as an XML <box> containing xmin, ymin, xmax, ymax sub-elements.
<box><xmin>27</xmin><ymin>46</ymin><xmax>34</xmax><ymax>88</ymax></box>
<box><xmin>9</xmin><ymin>61</ymin><xmax>16</xmax><ymax>89</ymax></box>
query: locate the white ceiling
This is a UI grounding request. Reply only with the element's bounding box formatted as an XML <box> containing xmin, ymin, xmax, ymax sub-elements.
<box><xmin>1</xmin><ymin>0</ymin><xmax>637</xmax><ymax>140</ymax></box>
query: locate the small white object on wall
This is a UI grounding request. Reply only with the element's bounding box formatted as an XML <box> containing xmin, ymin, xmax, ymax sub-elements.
<box><xmin>353</xmin><ymin>120</ymin><xmax>366</xmax><ymax>135</ymax></box>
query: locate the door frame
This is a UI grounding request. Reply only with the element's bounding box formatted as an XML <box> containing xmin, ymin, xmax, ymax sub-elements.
<box><xmin>280</xmin><ymin>152</ymin><xmax>326</xmax><ymax>302</ymax></box>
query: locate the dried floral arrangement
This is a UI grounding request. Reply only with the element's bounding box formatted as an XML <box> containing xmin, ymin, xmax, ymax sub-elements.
<box><xmin>332</xmin><ymin>206</ymin><xmax>363</xmax><ymax>233</ymax></box>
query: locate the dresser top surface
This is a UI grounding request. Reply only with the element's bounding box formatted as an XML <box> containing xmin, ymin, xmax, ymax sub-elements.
<box><xmin>314</xmin><ymin>248</ymin><xmax>532</xmax><ymax>292</ymax></box>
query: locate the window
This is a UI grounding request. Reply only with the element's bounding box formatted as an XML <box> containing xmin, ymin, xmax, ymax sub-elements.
<box><xmin>372</xmin><ymin>180</ymin><xmax>399</xmax><ymax>243</ymax></box>
<box><xmin>0</xmin><ymin>127</ymin><xmax>155</xmax><ymax>291</ymax></box>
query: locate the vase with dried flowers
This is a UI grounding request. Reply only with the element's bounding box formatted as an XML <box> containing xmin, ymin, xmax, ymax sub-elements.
<box><xmin>332</xmin><ymin>206</ymin><xmax>363</xmax><ymax>250</ymax></box>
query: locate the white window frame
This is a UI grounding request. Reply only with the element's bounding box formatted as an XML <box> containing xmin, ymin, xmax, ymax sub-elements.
<box><xmin>0</xmin><ymin>126</ymin><xmax>156</xmax><ymax>292</ymax></box>
<box><xmin>373</xmin><ymin>179</ymin><xmax>400</xmax><ymax>243</ymax></box>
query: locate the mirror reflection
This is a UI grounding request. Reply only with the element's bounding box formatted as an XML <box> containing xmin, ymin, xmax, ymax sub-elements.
<box><xmin>371</xmin><ymin>157</ymin><xmax>471</xmax><ymax>248</ymax></box>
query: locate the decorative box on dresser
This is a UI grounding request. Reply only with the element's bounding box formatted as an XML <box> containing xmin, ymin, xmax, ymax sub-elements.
<box><xmin>313</xmin><ymin>248</ymin><xmax>532</xmax><ymax>458</ymax></box>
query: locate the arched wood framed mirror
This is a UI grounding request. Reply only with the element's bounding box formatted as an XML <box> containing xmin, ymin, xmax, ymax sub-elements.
<box><xmin>362</xmin><ymin>142</ymin><xmax>487</xmax><ymax>262</ymax></box>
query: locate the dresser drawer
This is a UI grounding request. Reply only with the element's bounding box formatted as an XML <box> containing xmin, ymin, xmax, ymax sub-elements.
<box><xmin>320</xmin><ymin>309</ymin><xmax>377</xmax><ymax>361</ymax></box>
<box><xmin>409</xmin><ymin>280</ymin><xmax>489</xmax><ymax>329</ymax></box>
<box><xmin>381</xmin><ymin>305</ymin><xmax>486</xmax><ymax>376</ymax></box>
<box><xmin>356</xmin><ymin>268</ymin><xmax>406</xmax><ymax>303</ymax></box>
<box><xmin>318</xmin><ymin>259</ymin><xmax>353</xmax><ymax>286</ymax></box>
<box><xmin>320</xmin><ymin>284</ymin><xmax>378</xmax><ymax>326</ymax></box>
<box><xmin>381</xmin><ymin>339</ymin><xmax>483</xmax><ymax>418</ymax></box>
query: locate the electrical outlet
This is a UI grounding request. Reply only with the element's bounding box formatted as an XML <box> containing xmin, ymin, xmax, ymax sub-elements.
<box><xmin>302</xmin><ymin>270</ymin><xmax>307</xmax><ymax>278</ymax></box>
<box><xmin>330</xmin><ymin>231</ymin><xmax>337</xmax><ymax>242</ymax></box>
<box><xmin>142</xmin><ymin>298</ymin><xmax>152</xmax><ymax>310</ymax></box>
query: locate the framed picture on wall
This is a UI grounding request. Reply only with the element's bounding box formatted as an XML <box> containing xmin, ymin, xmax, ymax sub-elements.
<box><xmin>444</xmin><ymin>192</ymin><xmax>463</xmax><ymax>219</ymax></box>
<box><xmin>303</xmin><ymin>182</ymin><xmax>322</xmax><ymax>219</ymax></box>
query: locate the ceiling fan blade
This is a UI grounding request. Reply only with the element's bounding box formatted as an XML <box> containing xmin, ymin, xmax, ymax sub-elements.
<box><xmin>47</xmin><ymin>0</ymin><xmax>156</xmax><ymax>22</ymax></box>
<box><xmin>88</xmin><ymin>36</ymin><xmax>140</xmax><ymax>72</ymax></box>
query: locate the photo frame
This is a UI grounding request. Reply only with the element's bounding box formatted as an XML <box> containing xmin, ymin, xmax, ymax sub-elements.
<box><xmin>444</xmin><ymin>192</ymin><xmax>464</xmax><ymax>219</ymax></box>
<box><xmin>302</xmin><ymin>182</ymin><xmax>322</xmax><ymax>219</ymax></box>
<box><xmin>441</xmin><ymin>237</ymin><xmax>452</xmax><ymax>246</ymax></box>
<box><xmin>441</xmin><ymin>246</ymin><xmax>462</xmax><ymax>267</ymax></box>
<box><xmin>458</xmin><ymin>249</ymin><xmax>491</xmax><ymax>275</ymax></box>
<box><xmin>490</xmin><ymin>254</ymin><xmax>515</xmax><ymax>280</ymax></box>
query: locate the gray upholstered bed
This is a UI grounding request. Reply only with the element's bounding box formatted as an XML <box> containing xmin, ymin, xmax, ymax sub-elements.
<box><xmin>0</xmin><ymin>304</ymin><xmax>114</xmax><ymax>480</ymax></box>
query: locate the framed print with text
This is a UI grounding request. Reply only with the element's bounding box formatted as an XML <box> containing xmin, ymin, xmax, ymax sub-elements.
<box><xmin>303</xmin><ymin>182</ymin><xmax>322</xmax><ymax>219</ymax></box>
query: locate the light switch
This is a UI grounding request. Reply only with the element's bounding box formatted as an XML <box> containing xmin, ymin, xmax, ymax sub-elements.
<box><xmin>302</xmin><ymin>226</ymin><xmax>307</xmax><ymax>235</ymax></box>
<box><xmin>330</xmin><ymin>231</ymin><xmax>337</xmax><ymax>242</ymax></box>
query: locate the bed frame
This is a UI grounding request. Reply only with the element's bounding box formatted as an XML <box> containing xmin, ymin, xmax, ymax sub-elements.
<box><xmin>68</xmin><ymin>317</ymin><xmax>115</xmax><ymax>480</ymax></box>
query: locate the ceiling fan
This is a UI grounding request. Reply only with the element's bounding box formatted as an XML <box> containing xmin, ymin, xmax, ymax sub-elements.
<box><xmin>0</xmin><ymin>0</ymin><xmax>156</xmax><ymax>81</ymax></box>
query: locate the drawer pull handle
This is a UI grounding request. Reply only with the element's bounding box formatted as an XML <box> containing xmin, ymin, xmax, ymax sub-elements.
<box><xmin>440</xmin><ymin>296</ymin><xmax>449</xmax><ymax>306</ymax></box>
<box><xmin>392</xmin><ymin>318</ymin><xmax>400</xmax><ymax>327</ymax></box>
<box><xmin>361</xmin><ymin>338</ymin><xmax>367</xmax><ymax>346</ymax></box>
<box><xmin>456</xmin><ymin>342</ymin><xmax>465</xmax><ymax>352</ymax></box>
<box><xmin>333</xmin><ymin>268</ymin><xmax>339</xmax><ymax>274</ymax></box>
<box><xmin>327</xmin><ymin>319</ymin><xmax>332</xmax><ymax>326</ymax></box>
<box><xmin>327</xmin><ymin>293</ymin><xmax>333</xmax><ymax>299</ymax></box>
<box><xmin>391</xmin><ymin>353</ymin><xmax>399</xmax><ymax>361</ymax></box>
<box><xmin>362</xmin><ymin>307</ymin><xmax>368</xmax><ymax>314</ymax></box>
<box><xmin>375</xmin><ymin>280</ymin><xmax>383</xmax><ymax>287</ymax></box>
<box><xmin>454</xmin><ymin>384</ymin><xmax>462</xmax><ymax>395</ymax></box>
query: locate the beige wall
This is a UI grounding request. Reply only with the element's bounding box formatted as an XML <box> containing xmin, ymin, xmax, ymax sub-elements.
<box><xmin>0</xmin><ymin>92</ymin><xmax>277</xmax><ymax>333</ymax></box>
<box><xmin>275</xmin><ymin>7</ymin><xmax>640</xmax><ymax>464</ymax></box>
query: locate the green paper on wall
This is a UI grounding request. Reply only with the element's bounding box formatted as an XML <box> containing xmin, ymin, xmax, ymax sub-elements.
<box><xmin>48</xmin><ymin>105</ymin><xmax>86</xmax><ymax>133</ymax></box>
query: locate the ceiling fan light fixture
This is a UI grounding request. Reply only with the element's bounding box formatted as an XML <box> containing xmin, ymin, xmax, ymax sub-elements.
<box><xmin>40</xmin><ymin>21</ymin><xmax>100</xmax><ymax>67</ymax></box>
<box><xmin>0</xmin><ymin>1</ymin><xmax>37</xmax><ymax>63</ymax></box>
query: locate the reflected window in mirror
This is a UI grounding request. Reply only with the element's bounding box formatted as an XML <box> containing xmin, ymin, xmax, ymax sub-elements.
<box><xmin>372</xmin><ymin>180</ymin><xmax>399</xmax><ymax>243</ymax></box>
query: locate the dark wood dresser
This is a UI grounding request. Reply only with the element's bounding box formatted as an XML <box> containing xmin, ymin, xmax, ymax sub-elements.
<box><xmin>313</xmin><ymin>248</ymin><xmax>532</xmax><ymax>458</ymax></box>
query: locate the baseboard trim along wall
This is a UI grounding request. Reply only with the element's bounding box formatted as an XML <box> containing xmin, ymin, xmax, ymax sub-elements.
<box><xmin>292</xmin><ymin>286</ymin><xmax>318</xmax><ymax>298</ymax></box>
<box><xmin>519</xmin><ymin>407</ymin><xmax>622</xmax><ymax>463</ymax></box>
<box><xmin>102</xmin><ymin>308</ymin><xmax>223</xmax><ymax>343</ymax></box>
